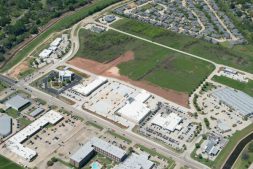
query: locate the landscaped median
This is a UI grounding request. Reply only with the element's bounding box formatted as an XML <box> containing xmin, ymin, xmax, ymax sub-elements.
<box><xmin>191</xmin><ymin>123</ymin><xmax>253</xmax><ymax>169</ymax></box>
<box><xmin>0</xmin><ymin>0</ymin><xmax>121</xmax><ymax>73</ymax></box>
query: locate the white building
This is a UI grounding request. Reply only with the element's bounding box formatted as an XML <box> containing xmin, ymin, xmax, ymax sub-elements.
<box><xmin>113</xmin><ymin>153</ymin><xmax>154</xmax><ymax>169</ymax></box>
<box><xmin>58</xmin><ymin>70</ymin><xmax>74</xmax><ymax>82</ymax></box>
<box><xmin>39</xmin><ymin>49</ymin><xmax>52</xmax><ymax>59</ymax></box>
<box><xmin>151</xmin><ymin>112</ymin><xmax>182</xmax><ymax>132</ymax></box>
<box><xmin>219</xmin><ymin>67</ymin><xmax>248</xmax><ymax>83</ymax></box>
<box><xmin>50</xmin><ymin>38</ymin><xmax>62</xmax><ymax>47</ymax></box>
<box><xmin>118</xmin><ymin>90</ymin><xmax>151</xmax><ymax>124</ymax></box>
<box><xmin>6</xmin><ymin>110</ymin><xmax>63</xmax><ymax>161</ymax></box>
<box><xmin>72</xmin><ymin>76</ymin><xmax>108</xmax><ymax>96</ymax></box>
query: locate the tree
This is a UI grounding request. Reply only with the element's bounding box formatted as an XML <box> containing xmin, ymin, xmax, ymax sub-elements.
<box><xmin>202</xmin><ymin>134</ymin><xmax>207</xmax><ymax>140</ymax></box>
<box><xmin>51</xmin><ymin>157</ymin><xmax>58</xmax><ymax>162</ymax></box>
<box><xmin>0</xmin><ymin>53</ymin><xmax>5</xmax><ymax>62</ymax></box>
<box><xmin>0</xmin><ymin>16</ymin><xmax>11</xmax><ymax>27</ymax></box>
<box><xmin>47</xmin><ymin>160</ymin><xmax>54</xmax><ymax>166</ymax></box>
<box><xmin>242</xmin><ymin>151</ymin><xmax>249</xmax><ymax>161</ymax></box>
<box><xmin>30</xmin><ymin>26</ymin><xmax>38</xmax><ymax>34</ymax></box>
<box><xmin>204</xmin><ymin>118</ymin><xmax>210</xmax><ymax>128</ymax></box>
<box><xmin>195</xmin><ymin>143</ymin><xmax>200</xmax><ymax>149</ymax></box>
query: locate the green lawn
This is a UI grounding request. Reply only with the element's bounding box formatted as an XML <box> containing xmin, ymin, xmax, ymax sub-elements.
<box><xmin>5</xmin><ymin>108</ymin><xmax>19</xmax><ymax>118</ymax></box>
<box><xmin>18</xmin><ymin>68</ymin><xmax>35</xmax><ymax>79</ymax></box>
<box><xmin>0</xmin><ymin>0</ymin><xmax>121</xmax><ymax>73</ymax></box>
<box><xmin>0</xmin><ymin>81</ymin><xmax>7</xmax><ymax>92</ymax></box>
<box><xmin>233</xmin><ymin>141</ymin><xmax>253</xmax><ymax>169</ymax></box>
<box><xmin>212</xmin><ymin>75</ymin><xmax>253</xmax><ymax>97</ymax></box>
<box><xmin>0</xmin><ymin>155</ymin><xmax>23</xmax><ymax>169</ymax></box>
<box><xmin>18</xmin><ymin>117</ymin><xmax>32</xmax><ymax>129</ymax></box>
<box><xmin>86</xmin><ymin>121</ymin><xmax>104</xmax><ymax>131</ymax></box>
<box><xmin>76</xmin><ymin>29</ymin><xmax>214</xmax><ymax>94</ymax></box>
<box><xmin>112</xmin><ymin>18</ymin><xmax>253</xmax><ymax>74</ymax></box>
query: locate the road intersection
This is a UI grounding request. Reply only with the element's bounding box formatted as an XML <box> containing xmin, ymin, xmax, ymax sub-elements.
<box><xmin>2</xmin><ymin>2</ymin><xmax>253</xmax><ymax>168</ymax></box>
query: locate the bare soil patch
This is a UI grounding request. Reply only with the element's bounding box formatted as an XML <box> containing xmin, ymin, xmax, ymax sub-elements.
<box><xmin>68</xmin><ymin>51</ymin><xmax>189</xmax><ymax>107</ymax></box>
<box><xmin>68</xmin><ymin>51</ymin><xmax>134</xmax><ymax>74</ymax></box>
<box><xmin>9</xmin><ymin>61</ymin><xmax>29</xmax><ymax>79</ymax></box>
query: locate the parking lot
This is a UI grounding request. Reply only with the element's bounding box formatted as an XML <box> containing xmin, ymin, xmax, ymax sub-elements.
<box><xmin>139</xmin><ymin>102</ymin><xmax>199</xmax><ymax>151</ymax></box>
<box><xmin>197</xmin><ymin>88</ymin><xmax>251</xmax><ymax>137</ymax></box>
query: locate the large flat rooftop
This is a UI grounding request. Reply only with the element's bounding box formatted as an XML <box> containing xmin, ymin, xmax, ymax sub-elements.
<box><xmin>5</xmin><ymin>95</ymin><xmax>30</xmax><ymax>111</ymax></box>
<box><xmin>212</xmin><ymin>87</ymin><xmax>253</xmax><ymax>116</ymax></box>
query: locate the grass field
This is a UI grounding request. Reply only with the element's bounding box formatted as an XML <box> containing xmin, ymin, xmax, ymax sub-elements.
<box><xmin>112</xmin><ymin>18</ymin><xmax>253</xmax><ymax>74</ymax></box>
<box><xmin>0</xmin><ymin>0</ymin><xmax>121</xmax><ymax>73</ymax></box>
<box><xmin>18</xmin><ymin>68</ymin><xmax>35</xmax><ymax>79</ymax></box>
<box><xmin>233</xmin><ymin>141</ymin><xmax>253</xmax><ymax>169</ymax></box>
<box><xmin>76</xmin><ymin>29</ymin><xmax>214</xmax><ymax>94</ymax></box>
<box><xmin>5</xmin><ymin>108</ymin><xmax>19</xmax><ymax>118</ymax></box>
<box><xmin>212</xmin><ymin>75</ymin><xmax>253</xmax><ymax>97</ymax></box>
<box><xmin>0</xmin><ymin>155</ymin><xmax>23</xmax><ymax>169</ymax></box>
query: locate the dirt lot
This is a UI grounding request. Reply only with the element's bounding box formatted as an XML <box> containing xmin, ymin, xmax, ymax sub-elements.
<box><xmin>8</xmin><ymin>60</ymin><xmax>30</xmax><ymax>79</ymax></box>
<box><xmin>68</xmin><ymin>51</ymin><xmax>189</xmax><ymax>107</ymax></box>
<box><xmin>69</xmin><ymin>51</ymin><xmax>134</xmax><ymax>74</ymax></box>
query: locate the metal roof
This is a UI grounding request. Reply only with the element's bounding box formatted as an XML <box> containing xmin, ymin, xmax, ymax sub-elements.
<box><xmin>73</xmin><ymin>76</ymin><xmax>107</xmax><ymax>96</ymax></box>
<box><xmin>70</xmin><ymin>137</ymin><xmax>127</xmax><ymax>163</ymax></box>
<box><xmin>212</xmin><ymin>87</ymin><xmax>253</xmax><ymax>116</ymax></box>
<box><xmin>113</xmin><ymin>153</ymin><xmax>154</xmax><ymax>169</ymax></box>
<box><xmin>6</xmin><ymin>110</ymin><xmax>63</xmax><ymax>161</ymax></box>
<box><xmin>30</xmin><ymin>108</ymin><xmax>45</xmax><ymax>117</ymax></box>
<box><xmin>91</xmin><ymin>137</ymin><xmax>126</xmax><ymax>159</ymax></box>
<box><xmin>151</xmin><ymin>112</ymin><xmax>182</xmax><ymax>132</ymax></box>
<box><xmin>0</xmin><ymin>114</ymin><xmax>12</xmax><ymax>137</ymax></box>
<box><xmin>5</xmin><ymin>95</ymin><xmax>30</xmax><ymax>110</ymax></box>
<box><xmin>118</xmin><ymin>90</ymin><xmax>151</xmax><ymax>124</ymax></box>
<box><xmin>70</xmin><ymin>142</ymin><xmax>94</xmax><ymax>163</ymax></box>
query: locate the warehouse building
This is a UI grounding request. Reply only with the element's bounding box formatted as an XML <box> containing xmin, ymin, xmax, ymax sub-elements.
<box><xmin>72</xmin><ymin>76</ymin><xmax>108</xmax><ymax>96</ymax></box>
<box><xmin>0</xmin><ymin>114</ymin><xmax>12</xmax><ymax>138</ymax></box>
<box><xmin>6</xmin><ymin>110</ymin><xmax>63</xmax><ymax>161</ymax></box>
<box><xmin>5</xmin><ymin>95</ymin><xmax>31</xmax><ymax>111</ymax></box>
<box><xmin>70</xmin><ymin>137</ymin><xmax>127</xmax><ymax>168</ymax></box>
<box><xmin>118</xmin><ymin>90</ymin><xmax>151</xmax><ymax>124</ymax></box>
<box><xmin>113</xmin><ymin>153</ymin><xmax>154</xmax><ymax>169</ymax></box>
<box><xmin>150</xmin><ymin>112</ymin><xmax>182</xmax><ymax>132</ymax></box>
<box><xmin>212</xmin><ymin>87</ymin><xmax>253</xmax><ymax>117</ymax></box>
